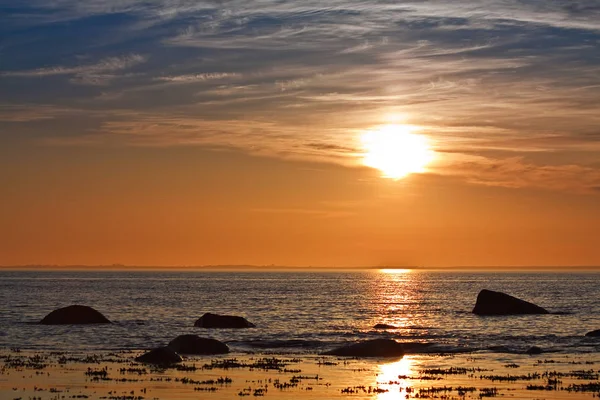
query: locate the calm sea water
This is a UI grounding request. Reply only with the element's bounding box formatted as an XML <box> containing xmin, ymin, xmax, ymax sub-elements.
<box><xmin>1</xmin><ymin>270</ymin><xmax>599</xmax><ymax>355</ymax></box>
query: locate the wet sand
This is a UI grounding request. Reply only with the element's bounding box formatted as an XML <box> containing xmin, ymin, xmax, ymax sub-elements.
<box><xmin>1</xmin><ymin>349</ymin><xmax>600</xmax><ymax>399</ymax></box>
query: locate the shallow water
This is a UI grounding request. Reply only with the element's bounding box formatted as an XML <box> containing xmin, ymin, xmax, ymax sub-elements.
<box><xmin>3</xmin><ymin>350</ymin><xmax>600</xmax><ymax>400</ymax></box>
<box><xmin>1</xmin><ymin>270</ymin><xmax>599</xmax><ymax>354</ymax></box>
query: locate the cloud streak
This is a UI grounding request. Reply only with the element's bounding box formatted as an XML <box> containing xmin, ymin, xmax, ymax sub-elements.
<box><xmin>1</xmin><ymin>54</ymin><xmax>147</xmax><ymax>85</ymax></box>
<box><xmin>437</xmin><ymin>156</ymin><xmax>600</xmax><ymax>193</ymax></box>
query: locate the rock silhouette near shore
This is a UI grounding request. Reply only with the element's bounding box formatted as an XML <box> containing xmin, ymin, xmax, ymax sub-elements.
<box><xmin>323</xmin><ymin>339</ymin><xmax>405</xmax><ymax>357</ymax></box>
<box><xmin>194</xmin><ymin>313</ymin><xmax>255</xmax><ymax>328</ymax></box>
<box><xmin>585</xmin><ymin>329</ymin><xmax>600</xmax><ymax>337</ymax></box>
<box><xmin>168</xmin><ymin>334</ymin><xmax>229</xmax><ymax>355</ymax></box>
<box><xmin>135</xmin><ymin>347</ymin><xmax>182</xmax><ymax>365</ymax></box>
<box><xmin>40</xmin><ymin>305</ymin><xmax>111</xmax><ymax>325</ymax></box>
<box><xmin>472</xmin><ymin>290</ymin><xmax>549</xmax><ymax>315</ymax></box>
<box><xmin>526</xmin><ymin>346</ymin><xmax>543</xmax><ymax>355</ymax></box>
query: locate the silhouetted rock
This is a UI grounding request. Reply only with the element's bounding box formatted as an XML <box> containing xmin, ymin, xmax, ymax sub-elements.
<box><xmin>373</xmin><ymin>323</ymin><xmax>397</xmax><ymax>330</ymax></box>
<box><xmin>526</xmin><ymin>346</ymin><xmax>543</xmax><ymax>355</ymax></box>
<box><xmin>194</xmin><ymin>313</ymin><xmax>255</xmax><ymax>328</ymax></box>
<box><xmin>168</xmin><ymin>335</ymin><xmax>229</xmax><ymax>355</ymax></box>
<box><xmin>472</xmin><ymin>290</ymin><xmax>549</xmax><ymax>315</ymax></box>
<box><xmin>135</xmin><ymin>347</ymin><xmax>182</xmax><ymax>365</ymax></box>
<box><xmin>488</xmin><ymin>345</ymin><xmax>511</xmax><ymax>353</ymax></box>
<box><xmin>323</xmin><ymin>339</ymin><xmax>405</xmax><ymax>357</ymax></box>
<box><xmin>40</xmin><ymin>305</ymin><xmax>111</xmax><ymax>325</ymax></box>
<box><xmin>585</xmin><ymin>329</ymin><xmax>600</xmax><ymax>337</ymax></box>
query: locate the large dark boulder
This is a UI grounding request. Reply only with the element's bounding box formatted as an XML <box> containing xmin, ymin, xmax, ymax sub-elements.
<box><xmin>135</xmin><ymin>347</ymin><xmax>182</xmax><ymax>365</ymax></box>
<box><xmin>323</xmin><ymin>339</ymin><xmax>405</xmax><ymax>357</ymax></box>
<box><xmin>194</xmin><ymin>313</ymin><xmax>255</xmax><ymax>328</ymax></box>
<box><xmin>168</xmin><ymin>335</ymin><xmax>229</xmax><ymax>355</ymax></box>
<box><xmin>585</xmin><ymin>329</ymin><xmax>600</xmax><ymax>337</ymax></box>
<box><xmin>472</xmin><ymin>290</ymin><xmax>549</xmax><ymax>316</ymax></box>
<box><xmin>40</xmin><ymin>305</ymin><xmax>111</xmax><ymax>325</ymax></box>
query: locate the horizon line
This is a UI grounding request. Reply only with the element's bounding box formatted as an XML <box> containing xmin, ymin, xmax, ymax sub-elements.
<box><xmin>1</xmin><ymin>264</ymin><xmax>600</xmax><ymax>271</ymax></box>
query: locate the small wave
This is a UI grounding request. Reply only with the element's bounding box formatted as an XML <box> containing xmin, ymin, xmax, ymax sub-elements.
<box><xmin>316</xmin><ymin>341</ymin><xmax>479</xmax><ymax>355</ymax></box>
<box><xmin>485</xmin><ymin>345</ymin><xmax>563</xmax><ymax>355</ymax></box>
<box><xmin>113</xmin><ymin>320</ymin><xmax>146</xmax><ymax>326</ymax></box>
<box><xmin>486</xmin><ymin>345</ymin><xmax>519</xmax><ymax>354</ymax></box>
<box><xmin>405</xmin><ymin>326</ymin><xmax>437</xmax><ymax>330</ymax></box>
<box><xmin>236</xmin><ymin>339</ymin><xmax>325</xmax><ymax>349</ymax></box>
<box><xmin>424</xmin><ymin>345</ymin><xmax>480</xmax><ymax>355</ymax></box>
<box><xmin>370</xmin><ymin>326</ymin><xmax>437</xmax><ymax>331</ymax></box>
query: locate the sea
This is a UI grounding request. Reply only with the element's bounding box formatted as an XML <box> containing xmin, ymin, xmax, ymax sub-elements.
<box><xmin>1</xmin><ymin>269</ymin><xmax>599</xmax><ymax>356</ymax></box>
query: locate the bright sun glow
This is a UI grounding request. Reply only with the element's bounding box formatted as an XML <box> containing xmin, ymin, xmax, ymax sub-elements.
<box><xmin>361</xmin><ymin>125</ymin><xmax>435</xmax><ymax>179</ymax></box>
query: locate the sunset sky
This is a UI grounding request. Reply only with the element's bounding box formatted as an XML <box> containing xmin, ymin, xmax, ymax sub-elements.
<box><xmin>1</xmin><ymin>1</ymin><xmax>600</xmax><ymax>267</ymax></box>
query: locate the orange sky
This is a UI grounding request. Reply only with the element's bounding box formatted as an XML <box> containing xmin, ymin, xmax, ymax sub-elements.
<box><xmin>1</xmin><ymin>144</ymin><xmax>599</xmax><ymax>267</ymax></box>
<box><xmin>1</xmin><ymin>2</ymin><xmax>600</xmax><ymax>267</ymax></box>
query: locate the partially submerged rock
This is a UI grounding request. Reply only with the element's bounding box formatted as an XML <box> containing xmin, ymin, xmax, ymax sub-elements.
<box><xmin>168</xmin><ymin>334</ymin><xmax>229</xmax><ymax>355</ymax></box>
<box><xmin>585</xmin><ymin>329</ymin><xmax>600</xmax><ymax>337</ymax></box>
<box><xmin>323</xmin><ymin>339</ymin><xmax>405</xmax><ymax>357</ymax></box>
<box><xmin>472</xmin><ymin>289</ymin><xmax>549</xmax><ymax>316</ymax></box>
<box><xmin>135</xmin><ymin>347</ymin><xmax>182</xmax><ymax>365</ymax></box>
<box><xmin>40</xmin><ymin>305</ymin><xmax>111</xmax><ymax>325</ymax></box>
<box><xmin>373</xmin><ymin>323</ymin><xmax>397</xmax><ymax>330</ymax></box>
<box><xmin>194</xmin><ymin>313</ymin><xmax>255</xmax><ymax>328</ymax></box>
<box><xmin>526</xmin><ymin>346</ymin><xmax>543</xmax><ymax>355</ymax></box>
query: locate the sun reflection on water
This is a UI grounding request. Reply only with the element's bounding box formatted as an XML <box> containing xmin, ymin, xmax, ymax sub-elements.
<box><xmin>375</xmin><ymin>357</ymin><xmax>414</xmax><ymax>400</ymax></box>
<box><xmin>370</xmin><ymin>268</ymin><xmax>424</xmax><ymax>331</ymax></box>
<box><xmin>379</xmin><ymin>268</ymin><xmax>412</xmax><ymax>275</ymax></box>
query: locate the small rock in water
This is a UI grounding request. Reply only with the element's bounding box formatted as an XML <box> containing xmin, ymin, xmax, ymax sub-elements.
<box><xmin>585</xmin><ymin>329</ymin><xmax>600</xmax><ymax>337</ymax></box>
<box><xmin>135</xmin><ymin>347</ymin><xmax>182</xmax><ymax>365</ymax></box>
<box><xmin>526</xmin><ymin>346</ymin><xmax>543</xmax><ymax>355</ymax></box>
<box><xmin>168</xmin><ymin>334</ymin><xmax>229</xmax><ymax>355</ymax></box>
<box><xmin>194</xmin><ymin>312</ymin><xmax>255</xmax><ymax>328</ymax></box>
<box><xmin>488</xmin><ymin>345</ymin><xmax>511</xmax><ymax>353</ymax></box>
<box><xmin>323</xmin><ymin>339</ymin><xmax>405</xmax><ymax>357</ymax></box>
<box><xmin>39</xmin><ymin>305</ymin><xmax>111</xmax><ymax>325</ymax></box>
<box><xmin>472</xmin><ymin>289</ymin><xmax>549</xmax><ymax>315</ymax></box>
<box><xmin>373</xmin><ymin>323</ymin><xmax>397</xmax><ymax>329</ymax></box>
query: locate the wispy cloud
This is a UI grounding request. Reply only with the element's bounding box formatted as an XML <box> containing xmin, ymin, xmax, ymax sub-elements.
<box><xmin>440</xmin><ymin>156</ymin><xmax>600</xmax><ymax>193</ymax></box>
<box><xmin>155</xmin><ymin>72</ymin><xmax>240</xmax><ymax>83</ymax></box>
<box><xmin>1</xmin><ymin>54</ymin><xmax>147</xmax><ymax>85</ymax></box>
<box><xmin>0</xmin><ymin>104</ymin><xmax>74</xmax><ymax>122</ymax></box>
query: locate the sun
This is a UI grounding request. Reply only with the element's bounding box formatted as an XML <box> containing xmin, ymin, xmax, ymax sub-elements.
<box><xmin>361</xmin><ymin>124</ymin><xmax>435</xmax><ymax>179</ymax></box>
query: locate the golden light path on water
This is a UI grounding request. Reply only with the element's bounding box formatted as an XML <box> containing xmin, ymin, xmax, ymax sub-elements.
<box><xmin>375</xmin><ymin>268</ymin><xmax>418</xmax><ymax>328</ymax></box>
<box><xmin>361</xmin><ymin>125</ymin><xmax>436</xmax><ymax>180</ymax></box>
<box><xmin>375</xmin><ymin>358</ymin><xmax>415</xmax><ymax>400</ymax></box>
<box><xmin>371</xmin><ymin>269</ymin><xmax>416</xmax><ymax>399</ymax></box>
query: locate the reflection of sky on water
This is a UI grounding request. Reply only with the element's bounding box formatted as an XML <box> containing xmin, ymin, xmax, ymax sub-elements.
<box><xmin>375</xmin><ymin>357</ymin><xmax>414</xmax><ymax>400</ymax></box>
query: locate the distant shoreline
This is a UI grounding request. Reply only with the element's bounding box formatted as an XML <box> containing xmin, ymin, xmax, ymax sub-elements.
<box><xmin>1</xmin><ymin>265</ymin><xmax>600</xmax><ymax>272</ymax></box>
